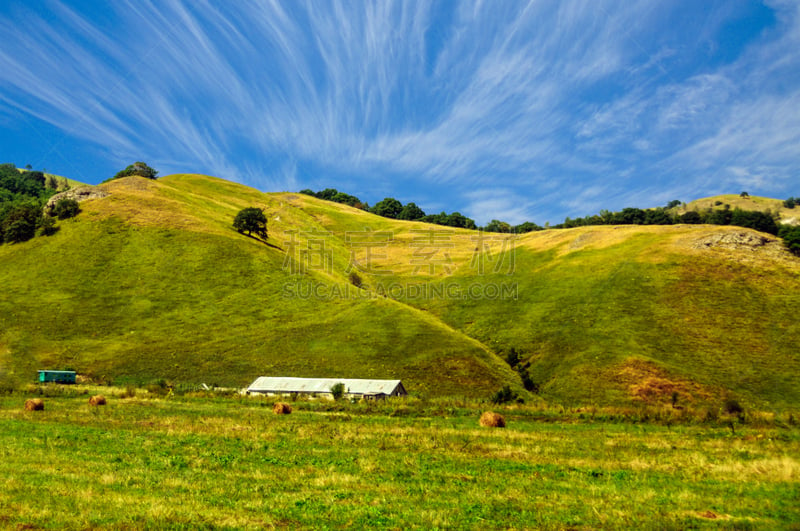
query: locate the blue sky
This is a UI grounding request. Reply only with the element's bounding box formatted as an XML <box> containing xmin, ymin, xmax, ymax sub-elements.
<box><xmin>1</xmin><ymin>1</ymin><xmax>798</xmax><ymax>225</ymax></box>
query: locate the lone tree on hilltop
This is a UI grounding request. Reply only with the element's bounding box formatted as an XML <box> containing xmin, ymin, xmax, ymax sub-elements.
<box><xmin>112</xmin><ymin>161</ymin><xmax>159</xmax><ymax>180</ymax></box>
<box><xmin>233</xmin><ymin>207</ymin><xmax>268</xmax><ymax>240</ymax></box>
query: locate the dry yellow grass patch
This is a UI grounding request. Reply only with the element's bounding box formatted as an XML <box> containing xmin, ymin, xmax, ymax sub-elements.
<box><xmin>347</xmin><ymin>226</ymin><xmax>507</xmax><ymax>277</ymax></box>
<box><xmin>612</xmin><ymin>358</ymin><xmax>713</xmax><ymax>404</ymax></box>
<box><xmin>99</xmin><ymin>473</ymin><xmax>119</xmax><ymax>485</ymax></box>
<box><xmin>694</xmin><ymin>510</ymin><xmax>731</xmax><ymax>520</ymax></box>
<box><xmin>311</xmin><ymin>472</ymin><xmax>360</xmax><ymax>488</ymax></box>
<box><xmin>681</xmin><ymin>194</ymin><xmax>794</xmax><ymax>220</ymax></box>
<box><xmin>277</xmin><ymin>192</ymin><xmax>522</xmax><ymax>276</ymax></box>
<box><xmin>82</xmin><ymin>179</ymin><xmax>210</xmax><ymax>233</ymax></box>
<box><xmin>83</xmin><ymin>175</ymin><xmax>284</xmax><ymax>241</ymax></box>
<box><xmin>715</xmin><ymin>456</ymin><xmax>800</xmax><ymax>482</ymax></box>
<box><xmin>518</xmin><ymin>225</ymin><xmax>680</xmax><ymax>258</ymax></box>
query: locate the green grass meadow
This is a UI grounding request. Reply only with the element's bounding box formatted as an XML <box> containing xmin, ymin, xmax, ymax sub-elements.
<box><xmin>1</xmin><ymin>391</ymin><xmax>799</xmax><ymax>529</ymax></box>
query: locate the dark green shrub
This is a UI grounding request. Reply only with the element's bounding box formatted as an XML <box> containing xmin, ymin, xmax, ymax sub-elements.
<box><xmin>52</xmin><ymin>198</ymin><xmax>80</xmax><ymax>219</ymax></box>
<box><xmin>723</xmin><ymin>398</ymin><xmax>744</xmax><ymax>415</ymax></box>
<box><xmin>121</xmin><ymin>385</ymin><xmax>137</xmax><ymax>398</ymax></box>
<box><xmin>490</xmin><ymin>385</ymin><xmax>522</xmax><ymax>405</ymax></box>
<box><xmin>504</xmin><ymin>348</ymin><xmax>520</xmax><ymax>368</ymax></box>
<box><xmin>37</xmin><ymin>215</ymin><xmax>57</xmax><ymax>236</ymax></box>
<box><xmin>1</xmin><ymin>203</ymin><xmax>40</xmax><ymax>243</ymax></box>
<box><xmin>520</xmin><ymin>369</ymin><xmax>538</xmax><ymax>393</ymax></box>
<box><xmin>3</xmin><ymin>218</ymin><xmax>35</xmax><ymax>243</ymax></box>
<box><xmin>348</xmin><ymin>271</ymin><xmax>363</xmax><ymax>288</ymax></box>
<box><xmin>779</xmin><ymin>225</ymin><xmax>800</xmax><ymax>256</ymax></box>
<box><xmin>0</xmin><ymin>373</ymin><xmax>16</xmax><ymax>395</ymax></box>
<box><xmin>330</xmin><ymin>382</ymin><xmax>346</xmax><ymax>401</ymax></box>
<box><xmin>146</xmin><ymin>379</ymin><xmax>172</xmax><ymax>396</ymax></box>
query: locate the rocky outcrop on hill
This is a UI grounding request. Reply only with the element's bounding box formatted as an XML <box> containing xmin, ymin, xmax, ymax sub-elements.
<box><xmin>689</xmin><ymin>230</ymin><xmax>796</xmax><ymax>264</ymax></box>
<box><xmin>691</xmin><ymin>231</ymin><xmax>774</xmax><ymax>250</ymax></box>
<box><xmin>44</xmin><ymin>186</ymin><xmax>109</xmax><ymax>214</ymax></box>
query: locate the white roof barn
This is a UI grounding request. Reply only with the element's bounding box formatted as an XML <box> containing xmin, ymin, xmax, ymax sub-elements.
<box><xmin>246</xmin><ymin>377</ymin><xmax>407</xmax><ymax>399</ymax></box>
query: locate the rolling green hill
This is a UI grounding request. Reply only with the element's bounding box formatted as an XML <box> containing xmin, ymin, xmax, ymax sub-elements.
<box><xmin>1</xmin><ymin>174</ymin><xmax>798</xmax><ymax>408</ymax></box>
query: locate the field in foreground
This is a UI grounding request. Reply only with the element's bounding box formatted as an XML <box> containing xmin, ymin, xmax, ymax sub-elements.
<box><xmin>1</xmin><ymin>390</ymin><xmax>799</xmax><ymax>529</ymax></box>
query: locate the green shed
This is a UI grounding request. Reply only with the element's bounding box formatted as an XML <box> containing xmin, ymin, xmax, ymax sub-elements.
<box><xmin>37</xmin><ymin>370</ymin><xmax>76</xmax><ymax>384</ymax></box>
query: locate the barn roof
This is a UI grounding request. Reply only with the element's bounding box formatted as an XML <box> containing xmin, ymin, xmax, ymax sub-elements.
<box><xmin>247</xmin><ymin>377</ymin><xmax>406</xmax><ymax>396</ymax></box>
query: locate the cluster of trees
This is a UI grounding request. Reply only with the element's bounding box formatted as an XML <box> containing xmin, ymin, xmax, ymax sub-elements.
<box><xmin>299</xmin><ymin>188</ymin><xmax>480</xmax><ymax>229</ymax></box>
<box><xmin>0</xmin><ymin>163</ymin><xmax>77</xmax><ymax>245</ymax></box>
<box><xmin>0</xmin><ymin>163</ymin><xmax>64</xmax><ymax>202</ymax></box>
<box><xmin>556</xmin><ymin>201</ymin><xmax>781</xmax><ymax>235</ymax></box>
<box><xmin>482</xmin><ymin>219</ymin><xmax>543</xmax><ymax>234</ymax></box>
<box><xmin>780</xmin><ymin>225</ymin><xmax>800</xmax><ymax>255</ymax></box>
<box><xmin>299</xmin><ymin>188</ymin><xmax>367</xmax><ymax>210</ymax></box>
<box><xmin>299</xmin><ymin>187</ymin><xmax>800</xmax><ymax>248</ymax></box>
<box><xmin>300</xmin><ymin>187</ymin><xmax>546</xmax><ymax>232</ymax></box>
<box><xmin>301</xmin><ymin>188</ymin><xmax>546</xmax><ymax>232</ymax></box>
<box><xmin>106</xmin><ymin>161</ymin><xmax>159</xmax><ymax>182</ymax></box>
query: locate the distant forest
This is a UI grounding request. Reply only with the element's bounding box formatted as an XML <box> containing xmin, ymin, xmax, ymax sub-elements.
<box><xmin>0</xmin><ymin>163</ymin><xmax>72</xmax><ymax>245</ymax></box>
<box><xmin>300</xmin><ymin>187</ymin><xmax>800</xmax><ymax>255</ymax></box>
<box><xmin>299</xmin><ymin>188</ymin><xmax>541</xmax><ymax>233</ymax></box>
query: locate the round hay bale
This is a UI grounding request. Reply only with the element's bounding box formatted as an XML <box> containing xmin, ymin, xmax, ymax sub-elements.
<box><xmin>273</xmin><ymin>402</ymin><xmax>292</xmax><ymax>415</ymax></box>
<box><xmin>479</xmin><ymin>411</ymin><xmax>506</xmax><ymax>428</ymax></box>
<box><xmin>24</xmin><ymin>398</ymin><xmax>45</xmax><ymax>411</ymax></box>
<box><xmin>89</xmin><ymin>395</ymin><xmax>107</xmax><ymax>406</ymax></box>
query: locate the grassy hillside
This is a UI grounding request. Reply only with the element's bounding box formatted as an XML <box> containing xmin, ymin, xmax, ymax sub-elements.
<box><xmin>400</xmin><ymin>225</ymin><xmax>800</xmax><ymax>409</ymax></box>
<box><xmin>0</xmin><ymin>175</ymin><xmax>517</xmax><ymax>398</ymax></box>
<box><xmin>1</xmin><ymin>174</ymin><xmax>799</xmax><ymax>407</ymax></box>
<box><xmin>680</xmin><ymin>194</ymin><xmax>799</xmax><ymax>225</ymax></box>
